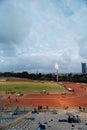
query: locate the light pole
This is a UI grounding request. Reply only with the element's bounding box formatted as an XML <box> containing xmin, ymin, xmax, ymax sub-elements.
<box><xmin>55</xmin><ymin>64</ymin><xmax>59</xmax><ymax>82</ymax></box>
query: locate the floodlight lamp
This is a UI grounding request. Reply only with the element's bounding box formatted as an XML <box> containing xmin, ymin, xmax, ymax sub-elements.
<box><xmin>55</xmin><ymin>63</ymin><xmax>59</xmax><ymax>70</ymax></box>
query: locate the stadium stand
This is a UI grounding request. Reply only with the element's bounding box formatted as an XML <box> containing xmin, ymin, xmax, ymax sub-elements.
<box><xmin>0</xmin><ymin>108</ymin><xmax>86</xmax><ymax>130</ymax></box>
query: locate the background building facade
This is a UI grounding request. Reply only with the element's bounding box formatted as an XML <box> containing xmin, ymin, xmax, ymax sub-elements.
<box><xmin>81</xmin><ymin>63</ymin><xmax>87</xmax><ymax>74</ymax></box>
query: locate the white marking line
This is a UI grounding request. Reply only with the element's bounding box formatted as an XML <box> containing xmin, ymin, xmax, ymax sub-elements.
<box><xmin>21</xmin><ymin>97</ymin><xmax>58</xmax><ymax>99</ymax></box>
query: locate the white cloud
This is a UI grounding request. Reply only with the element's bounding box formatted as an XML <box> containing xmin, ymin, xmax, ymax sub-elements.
<box><xmin>0</xmin><ymin>0</ymin><xmax>87</xmax><ymax>73</ymax></box>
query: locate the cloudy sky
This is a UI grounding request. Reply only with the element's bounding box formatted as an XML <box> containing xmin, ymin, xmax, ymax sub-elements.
<box><xmin>0</xmin><ymin>0</ymin><xmax>87</xmax><ymax>73</ymax></box>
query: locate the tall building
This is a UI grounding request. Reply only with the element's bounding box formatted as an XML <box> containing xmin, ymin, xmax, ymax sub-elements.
<box><xmin>81</xmin><ymin>63</ymin><xmax>87</xmax><ymax>74</ymax></box>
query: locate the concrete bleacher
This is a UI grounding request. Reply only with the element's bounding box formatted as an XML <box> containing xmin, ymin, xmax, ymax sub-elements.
<box><xmin>0</xmin><ymin>108</ymin><xmax>30</xmax><ymax>130</ymax></box>
<box><xmin>3</xmin><ymin>108</ymin><xmax>87</xmax><ymax>130</ymax></box>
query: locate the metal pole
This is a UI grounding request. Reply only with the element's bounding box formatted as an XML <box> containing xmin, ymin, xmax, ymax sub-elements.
<box><xmin>56</xmin><ymin>69</ymin><xmax>58</xmax><ymax>82</ymax></box>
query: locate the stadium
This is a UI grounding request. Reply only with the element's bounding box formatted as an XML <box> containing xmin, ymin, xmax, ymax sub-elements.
<box><xmin>0</xmin><ymin>0</ymin><xmax>87</xmax><ymax>129</ymax></box>
<box><xmin>0</xmin><ymin>79</ymin><xmax>87</xmax><ymax>130</ymax></box>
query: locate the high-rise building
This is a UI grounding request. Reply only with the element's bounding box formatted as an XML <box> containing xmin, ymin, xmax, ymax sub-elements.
<box><xmin>81</xmin><ymin>63</ymin><xmax>87</xmax><ymax>74</ymax></box>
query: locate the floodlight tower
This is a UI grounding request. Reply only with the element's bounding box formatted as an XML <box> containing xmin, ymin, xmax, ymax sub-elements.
<box><xmin>55</xmin><ymin>64</ymin><xmax>59</xmax><ymax>82</ymax></box>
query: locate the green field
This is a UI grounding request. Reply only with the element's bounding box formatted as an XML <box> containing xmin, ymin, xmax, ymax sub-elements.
<box><xmin>0</xmin><ymin>81</ymin><xmax>68</xmax><ymax>94</ymax></box>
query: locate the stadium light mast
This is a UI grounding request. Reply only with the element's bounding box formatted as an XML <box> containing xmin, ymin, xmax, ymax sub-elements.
<box><xmin>55</xmin><ymin>63</ymin><xmax>59</xmax><ymax>82</ymax></box>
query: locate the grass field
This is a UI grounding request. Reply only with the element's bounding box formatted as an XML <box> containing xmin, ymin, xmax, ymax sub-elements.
<box><xmin>0</xmin><ymin>81</ymin><xmax>68</xmax><ymax>94</ymax></box>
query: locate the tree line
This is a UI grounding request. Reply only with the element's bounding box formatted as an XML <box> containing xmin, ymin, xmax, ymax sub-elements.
<box><xmin>0</xmin><ymin>72</ymin><xmax>87</xmax><ymax>83</ymax></box>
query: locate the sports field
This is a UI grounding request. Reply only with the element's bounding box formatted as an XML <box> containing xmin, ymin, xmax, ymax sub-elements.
<box><xmin>0</xmin><ymin>81</ymin><xmax>67</xmax><ymax>94</ymax></box>
<box><xmin>0</xmin><ymin>81</ymin><xmax>87</xmax><ymax>107</ymax></box>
